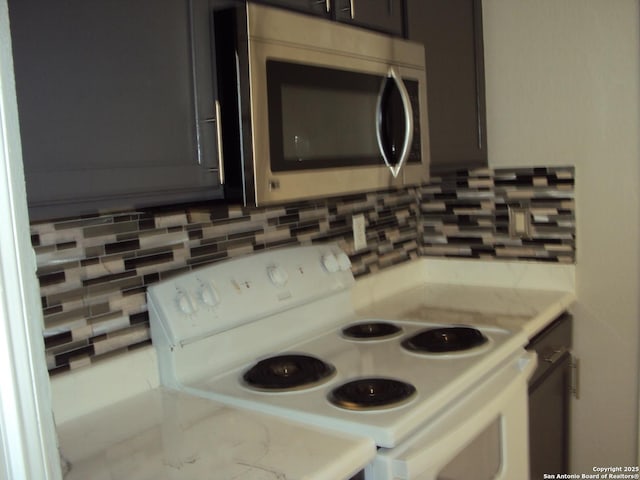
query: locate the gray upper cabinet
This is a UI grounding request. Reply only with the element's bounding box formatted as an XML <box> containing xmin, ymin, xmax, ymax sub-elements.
<box><xmin>259</xmin><ymin>0</ymin><xmax>404</xmax><ymax>35</ymax></box>
<box><xmin>254</xmin><ymin>0</ymin><xmax>332</xmax><ymax>17</ymax></box>
<box><xmin>334</xmin><ymin>0</ymin><xmax>404</xmax><ymax>36</ymax></box>
<box><xmin>9</xmin><ymin>0</ymin><xmax>222</xmax><ymax>221</ymax></box>
<box><xmin>407</xmin><ymin>0</ymin><xmax>487</xmax><ymax>173</ymax></box>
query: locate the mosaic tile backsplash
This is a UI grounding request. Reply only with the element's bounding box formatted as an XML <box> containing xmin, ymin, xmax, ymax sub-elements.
<box><xmin>31</xmin><ymin>166</ymin><xmax>574</xmax><ymax>374</ymax></box>
<box><xmin>419</xmin><ymin>167</ymin><xmax>575</xmax><ymax>262</ymax></box>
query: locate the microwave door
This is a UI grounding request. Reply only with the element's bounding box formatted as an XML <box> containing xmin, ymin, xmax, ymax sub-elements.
<box><xmin>376</xmin><ymin>67</ymin><xmax>414</xmax><ymax>178</ymax></box>
<box><xmin>267</xmin><ymin>60</ymin><xmax>383</xmax><ymax>171</ymax></box>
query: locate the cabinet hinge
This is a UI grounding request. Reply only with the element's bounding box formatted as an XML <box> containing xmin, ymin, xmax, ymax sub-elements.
<box><xmin>570</xmin><ymin>355</ymin><xmax>580</xmax><ymax>399</ymax></box>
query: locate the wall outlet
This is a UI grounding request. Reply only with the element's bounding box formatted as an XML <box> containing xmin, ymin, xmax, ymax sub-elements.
<box><xmin>352</xmin><ymin>214</ymin><xmax>367</xmax><ymax>251</ymax></box>
<box><xmin>508</xmin><ymin>206</ymin><xmax>531</xmax><ymax>238</ymax></box>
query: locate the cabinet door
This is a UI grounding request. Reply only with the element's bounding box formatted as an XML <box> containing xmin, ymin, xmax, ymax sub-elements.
<box><xmin>527</xmin><ymin>313</ymin><xmax>573</xmax><ymax>478</ymax></box>
<box><xmin>256</xmin><ymin>0</ymin><xmax>332</xmax><ymax>17</ymax></box>
<box><xmin>529</xmin><ymin>353</ymin><xmax>571</xmax><ymax>477</ymax></box>
<box><xmin>9</xmin><ymin>0</ymin><xmax>222</xmax><ymax>221</ymax></box>
<box><xmin>334</xmin><ymin>0</ymin><xmax>404</xmax><ymax>36</ymax></box>
<box><xmin>406</xmin><ymin>0</ymin><xmax>487</xmax><ymax>173</ymax></box>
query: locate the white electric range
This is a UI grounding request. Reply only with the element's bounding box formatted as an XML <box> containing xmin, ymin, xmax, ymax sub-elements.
<box><xmin>148</xmin><ymin>244</ymin><xmax>536</xmax><ymax>480</ymax></box>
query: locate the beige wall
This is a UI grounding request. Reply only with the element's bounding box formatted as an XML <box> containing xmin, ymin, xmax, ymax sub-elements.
<box><xmin>483</xmin><ymin>0</ymin><xmax>640</xmax><ymax>471</ymax></box>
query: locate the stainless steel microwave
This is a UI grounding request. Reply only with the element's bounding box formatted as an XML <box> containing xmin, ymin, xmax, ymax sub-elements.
<box><xmin>213</xmin><ymin>3</ymin><xmax>430</xmax><ymax>206</ymax></box>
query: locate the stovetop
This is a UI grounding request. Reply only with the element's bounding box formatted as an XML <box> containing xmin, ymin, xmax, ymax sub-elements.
<box><xmin>182</xmin><ymin>319</ymin><xmax>524</xmax><ymax>447</ymax></box>
<box><xmin>148</xmin><ymin>244</ymin><xmax>529</xmax><ymax>448</ymax></box>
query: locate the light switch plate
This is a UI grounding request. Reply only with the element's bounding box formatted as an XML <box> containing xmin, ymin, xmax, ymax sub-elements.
<box><xmin>352</xmin><ymin>214</ymin><xmax>367</xmax><ymax>251</ymax></box>
<box><xmin>508</xmin><ymin>207</ymin><xmax>531</xmax><ymax>238</ymax></box>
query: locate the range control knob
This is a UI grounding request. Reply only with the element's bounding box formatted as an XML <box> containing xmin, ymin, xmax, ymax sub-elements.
<box><xmin>175</xmin><ymin>289</ymin><xmax>196</xmax><ymax>315</ymax></box>
<box><xmin>198</xmin><ymin>282</ymin><xmax>220</xmax><ymax>307</ymax></box>
<box><xmin>267</xmin><ymin>265</ymin><xmax>288</xmax><ymax>287</ymax></box>
<box><xmin>321</xmin><ymin>253</ymin><xmax>339</xmax><ymax>273</ymax></box>
<box><xmin>336</xmin><ymin>252</ymin><xmax>352</xmax><ymax>271</ymax></box>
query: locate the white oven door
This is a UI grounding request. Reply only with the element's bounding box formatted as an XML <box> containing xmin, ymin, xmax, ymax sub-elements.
<box><xmin>369</xmin><ymin>352</ymin><xmax>537</xmax><ymax>480</ymax></box>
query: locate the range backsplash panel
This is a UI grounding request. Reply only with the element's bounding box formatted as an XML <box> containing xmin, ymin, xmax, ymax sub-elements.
<box><xmin>31</xmin><ymin>166</ymin><xmax>574</xmax><ymax>374</ymax></box>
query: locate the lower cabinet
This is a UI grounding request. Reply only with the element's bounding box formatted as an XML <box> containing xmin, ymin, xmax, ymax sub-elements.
<box><xmin>527</xmin><ymin>313</ymin><xmax>573</xmax><ymax>477</ymax></box>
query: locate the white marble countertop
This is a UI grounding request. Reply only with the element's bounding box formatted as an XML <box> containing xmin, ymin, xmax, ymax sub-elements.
<box><xmin>354</xmin><ymin>282</ymin><xmax>575</xmax><ymax>339</ymax></box>
<box><xmin>351</xmin><ymin>257</ymin><xmax>576</xmax><ymax>339</ymax></box>
<box><xmin>57</xmin><ymin>388</ymin><xmax>375</xmax><ymax>480</ymax></box>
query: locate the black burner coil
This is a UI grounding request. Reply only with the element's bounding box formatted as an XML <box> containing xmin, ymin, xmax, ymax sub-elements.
<box><xmin>402</xmin><ymin>326</ymin><xmax>488</xmax><ymax>353</ymax></box>
<box><xmin>328</xmin><ymin>377</ymin><xmax>416</xmax><ymax>410</ymax></box>
<box><xmin>342</xmin><ymin>321</ymin><xmax>402</xmax><ymax>339</ymax></box>
<box><xmin>243</xmin><ymin>354</ymin><xmax>336</xmax><ymax>391</ymax></box>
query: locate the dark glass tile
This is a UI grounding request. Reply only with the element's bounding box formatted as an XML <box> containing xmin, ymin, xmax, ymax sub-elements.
<box><xmin>188</xmin><ymin>228</ymin><xmax>203</xmax><ymax>240</ymax></box>
<box><xmin>39</xmin><ymin>271</ymin><xmax>66</xmax><ymax>287</ymax></box>
<box><xmin>123</xmin><ymin>252</ymin><xmax>174</xmax><ymax>271</ymax></box>
<box><xmin>277</xmin><ymin>213</ymin><xmax>300</xmax><ymax>225</ymax></box>
<box><xmin>190</xmin><ymin>243</ymin><xmax>219</xmax><ymax>258</ymax></box>
<box><xmin>105</xmin><ymin>239</ymin><xmax>141</xmax><ymax>255</ymax></box>
<box><xmin>291</xmin><ymin>223</ymin><xmax>320</xmax><ymax>236</ymax></box>
<box><xmin>130</xmin><ymin>311</ymin><xmax>149</xmax><ymax>325</ymax></box>
<box><xmin>80</xmin><ymin>257</ymin><xmax>100</xmax><ymax>267</ymax></box>
<box><xmin>44</xmin><ymin>331</ymin><xmax>73</xmax><ymax>349</ymax></box>
<box><xmin>523</xmin><ymin>238</ymin><xmax>564</xmax><ymax>245</ymax></box>
<box><xmin>446</xmin><ymin>236</ymin><xmax>485</xmax><ymax>245</ymax></box>
<box><xmin>43</xmin><ymin>305</ymin><xmax>64</xmax><ymax>316</ymax></box>
<box><xmin>143</xmin><ymin>273</ymin><xmax>161</xmax><ymax>285</ymax></box>
<box><xmin>138</xmin><ymin>218</ymin><xmax>156</xmax><ymax>231</ymax></box>
<box><xmin>54</xmin><ymin>344</ymin><xmax>95</xmax><ymax>367</ymax></box>
<box><xmin>329</xmin><ymin>218</ymin><xmax>349</xmax><ymax>229</ymax></box>
<box><xmin>56</xmin><ymin>241</ymin><xmax>77</xmax><ymax>250</ymax></box>
<box><xmin>433</xmin><ymin>192</ymin><xmax>458</xmax><ymax>200</ymax></box>
<box><xmin>494</xmin><ymin>175</ymin><xmax>534</xmax><ymax>186</ymax></box>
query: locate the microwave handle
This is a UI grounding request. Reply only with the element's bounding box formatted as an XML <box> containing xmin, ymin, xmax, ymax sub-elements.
<box><xmin>214</xmin><ymin>99</ymin><xmax>225</xmax><ymax>185</ymax></box>
<box><xmin>314</xmin><ymin>0</ymin><xmax>331</xmax><ymax>13</ymax></box>
<box><xmin>375</xmin><ymin>67</ymin><xmax>414</xmax><ymax>178</ymax></box>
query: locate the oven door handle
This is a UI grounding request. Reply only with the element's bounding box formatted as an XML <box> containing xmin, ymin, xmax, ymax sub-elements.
<box><xmin>375</xmin><ymin>66</ymin><xmax>414</xmax><ymax>178</ymax></box>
